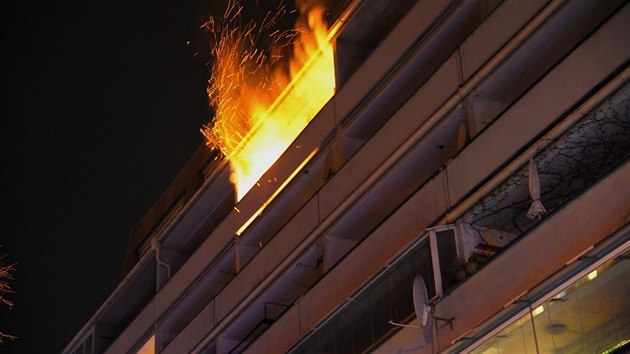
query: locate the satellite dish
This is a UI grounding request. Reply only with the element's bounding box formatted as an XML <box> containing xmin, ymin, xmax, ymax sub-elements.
<box><xmin>413</xmin><ymin>275</ymin><xmax>433</xmax><ymax>344</ymax></box>
<box><xmin>413</xmin><ymin>275</ymin><xmax>430</xmax><ymax>327</ymax></box>
<box><xmin>388</xmin><ymin>275</ymin><xmax>432</xmax><ymax>345</ymax></box>
<box><xmin>389</xmin><ymin>275</ymin><xmax>455</xmax><ymax>347</ymax></box>
<box><xmin>388</xmin><ymin>275</ymin><xmax>453</xmax><ymax>345</ymax></box>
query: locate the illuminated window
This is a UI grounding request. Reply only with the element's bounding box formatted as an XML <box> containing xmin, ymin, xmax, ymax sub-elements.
<box><xmin>470</xmin><ymin>249</ymin><xmax>630</xmax><ymax>354</ymax></box>
<box><xmin>136</xmin><ymin>335</ymin><xmax>155</xmax><ymax>354</ymax></box>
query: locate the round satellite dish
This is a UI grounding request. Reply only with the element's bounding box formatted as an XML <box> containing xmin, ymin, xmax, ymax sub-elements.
<box><xmin>413</xmin><ymin>275</ymin><xmax>433</xmax><ymax>344</ymax></box>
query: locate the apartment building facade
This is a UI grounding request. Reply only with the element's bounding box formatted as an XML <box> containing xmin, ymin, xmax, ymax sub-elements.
<box><xmin>65</xmin><ymin>0</ymin><xmax>630</xmax><ymax>353</ymax></box>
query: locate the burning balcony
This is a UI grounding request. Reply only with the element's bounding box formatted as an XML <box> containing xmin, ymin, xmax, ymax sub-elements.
<box><xmin>63</xmin><ymin>0</ymin><xmax>630</xmax><ymax>353</ymax></box>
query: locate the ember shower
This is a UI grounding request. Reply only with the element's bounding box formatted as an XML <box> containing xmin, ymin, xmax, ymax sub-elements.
<box><xmin>201</xmin><ymin>0</ymin><xmax>335</xmax><ymax>201</ymax></box>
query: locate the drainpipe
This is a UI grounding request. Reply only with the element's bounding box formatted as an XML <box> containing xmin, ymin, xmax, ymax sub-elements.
<box><xmin>151</xmin><ymin>238</ymin><xmax>172</xmax><ymax>292</ymax></box>
<box><xmin>191</xmin><ymin>0</ymin><xmax>566</xmax><ymax>351</ymax></box>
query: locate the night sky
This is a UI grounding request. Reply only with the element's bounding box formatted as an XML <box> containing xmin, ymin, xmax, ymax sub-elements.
<box><xmin>1</xmin><ymin>1</ymin><xmax>226</xmax><ymax>352</ymax></box>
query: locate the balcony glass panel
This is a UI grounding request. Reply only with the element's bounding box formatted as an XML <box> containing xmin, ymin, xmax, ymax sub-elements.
<box><xmin>470</xmin><ymin>248</ymin><xmax>630</xmax><ymax>354</ymax></box>
<box><xmin>292</xmin><ymin>238</ymin><xmax>433</xmax><ymax>353</ymax></box>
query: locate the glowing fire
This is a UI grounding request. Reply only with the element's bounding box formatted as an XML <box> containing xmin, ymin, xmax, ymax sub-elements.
<box><xmin>201</xmin><ymin>0</ymin><xmax>335</xmax><ymax>201</ymax></box>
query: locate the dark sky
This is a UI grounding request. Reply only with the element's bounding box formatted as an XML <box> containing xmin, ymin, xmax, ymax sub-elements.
<box><xmin>1</xmin><ymin>1</ymin><xmax>225</xmax><ymax>352</ymax></box>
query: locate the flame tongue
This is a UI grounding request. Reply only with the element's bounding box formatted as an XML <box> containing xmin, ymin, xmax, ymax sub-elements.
<box><xmin>202</xmin><ymin>1</ymin><xmax>335</xmax><ymax>201</ymax></box>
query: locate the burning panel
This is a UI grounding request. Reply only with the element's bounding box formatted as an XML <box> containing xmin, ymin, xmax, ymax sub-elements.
<box><xmin>201</xmin><ymin>0</ymin><xmax>336</xmax><ymax>202</ymax></box>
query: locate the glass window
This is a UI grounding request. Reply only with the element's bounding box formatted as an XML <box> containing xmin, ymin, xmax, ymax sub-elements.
<box><xmin>471</xmin><ymin>316</ymin><xmax>538</xmax><ymax>354</ymax></box>
<box><xmin>470</xmin><ymin>248</ymin><xmax>630</xmax><ymax>354</ymax></box>
<box><xmin>292</xmin><ymin>238</ymin><xmax>434</xmax><ymax>353</ymax></box>
<box><xmin>435</xmin><ymin>228</ymin><xmax>459</xmax><ymax>291</ymax></box>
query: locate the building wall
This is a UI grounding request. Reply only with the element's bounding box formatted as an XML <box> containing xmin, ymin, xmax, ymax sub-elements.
<box><xmin>64</xmin><ymin>0</ymin><xmax>630</xmax><ymax>353</ymax></box>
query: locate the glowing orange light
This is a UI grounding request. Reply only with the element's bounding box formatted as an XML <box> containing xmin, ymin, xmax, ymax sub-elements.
<box><xmin>235</xmin><ymin>148</ymin><xmax>318</xmax><ymax>236</ymax></box>
<box><xmin>137</xmin><ymin>335</ymin><xmax>155</xmax><ymax>354</ymax></box>
<box><xmin>201</xmin><ymin>1</ymin><xmax>335</xmax><ymax>201</ymax></box>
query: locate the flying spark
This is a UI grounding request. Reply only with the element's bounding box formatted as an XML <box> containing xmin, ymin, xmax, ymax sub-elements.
<box><xmin>200</xmin><ymin>0</ymin><xmax>335</xmax><ymax>201</ymax></box>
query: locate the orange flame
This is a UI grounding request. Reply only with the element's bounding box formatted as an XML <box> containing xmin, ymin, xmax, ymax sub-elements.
<box><xmin>201</xmin><ymin>0</ymin><xmax>335</xmax><ymax>201</ymax></box>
